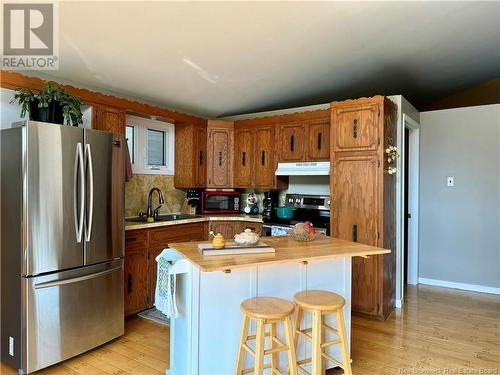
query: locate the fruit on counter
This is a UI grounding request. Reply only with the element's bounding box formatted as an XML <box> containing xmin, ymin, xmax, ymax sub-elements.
<box><xmin>293</xmin><ymin>223</ymin><xmax>309</xmax><ymax>235</ymax></box>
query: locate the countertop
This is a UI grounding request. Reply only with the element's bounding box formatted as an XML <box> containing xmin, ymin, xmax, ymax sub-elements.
<box><xmin>125</xmin><ymin>214</ymin><xmax>262</xmax><ymax>231</ymax></box>
<box><xmin>168</xmin><ymin>235</ymin><xmax>390</xmax><ymax>272</ymax></box>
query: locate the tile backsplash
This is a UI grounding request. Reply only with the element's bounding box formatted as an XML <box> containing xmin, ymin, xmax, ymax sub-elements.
<box><xmin>125</xmin><ymin>174</ymin><xmax>186</xmax><ymax>217</ymax></box>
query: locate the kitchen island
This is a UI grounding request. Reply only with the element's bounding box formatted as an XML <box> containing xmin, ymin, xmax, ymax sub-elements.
<box><xmin>166</xmin><ymin>236</ymin><xmax>389</xmax><ymax>375</ymax></box>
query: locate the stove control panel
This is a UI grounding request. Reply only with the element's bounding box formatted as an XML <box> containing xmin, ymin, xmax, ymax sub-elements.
<box><xmin>285</xmin><ymin>194</ymin><xmax>331</xmax><ymax>211</ymax></box>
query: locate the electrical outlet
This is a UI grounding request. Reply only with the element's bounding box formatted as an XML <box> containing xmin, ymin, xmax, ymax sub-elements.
<box><xmin>447</xmin><ymin>176</ymin><xmax>455</xmax><ymax>187</ymax></box>
<box><xmin>9</xmin><ymin>336</ymin><xmax>14</xmax><ymax>356</ymax></box>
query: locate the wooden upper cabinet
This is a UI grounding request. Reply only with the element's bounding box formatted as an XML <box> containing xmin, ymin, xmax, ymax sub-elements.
<box><xmin>196</xmin><ymin>126</ymin><xmax>207</xmax><ymax>188</ymax></box>
<box><xmin>233</xmin><ymin>127</ymin><xmax>254</xmax><ymax>188</ymax></box>
<box><xmin>307</xmin><ymin>119</ymin><xmax>330</xmax><ymax>160</ymax></box>
<box><xmin>279</xmin><ymin>123</ymin><xmax>306</xmax><ymax>162</ymax></box>
<box><xmin>333</xmin><ymin>104</ymin><xmax>379</xmax><ymax>152</ymax></box>
<box><xmin>254</xmin><ymin>126</ymin><xmax>276</xmax><ymax>188</ymax></box>
<box><xmin>207</xmin><ymin>126</ymin><xmax>233</xmax><ymax>188</ymax></box>
<box><xmin>174</xmin><ymin>123</ymin><xmax>207</xmax><ymax>189</ymax></box>
<box><xmin>93</xmin><ymin>105</ymin><xmax>126</xmax><ymax>135</ymax></box>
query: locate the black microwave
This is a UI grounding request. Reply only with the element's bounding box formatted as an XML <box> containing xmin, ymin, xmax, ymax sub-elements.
<box><xmin>201</xmin><ymin>191</ymin><xmax>240</xmax><ymax>214</ymax></box>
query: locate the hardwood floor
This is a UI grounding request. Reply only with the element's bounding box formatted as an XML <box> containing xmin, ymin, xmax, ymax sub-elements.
<box><xmin>2</xmin><ymin>285</ymin><xmax>498</xmax><ymax>375</ymax></box>
<box><xmin>330</xmin><ymin>285</ymin><xmax>500</xmax><ymax>374</ymax></box>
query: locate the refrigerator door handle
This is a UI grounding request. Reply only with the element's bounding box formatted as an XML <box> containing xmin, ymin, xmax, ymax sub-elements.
<box><xmin>74</xmin><ymin>142</ymin><xmax>85</xmax><ymax>242</ymax></box>
<box><xmin>33</xmin><ymin>265</ymin><xmax>122</xmax><ymax>289</ymax></box>
<box><xmin>84</xmin><ymin>143</ymin><xmax>94</xmax><ymax>242</ymax></box>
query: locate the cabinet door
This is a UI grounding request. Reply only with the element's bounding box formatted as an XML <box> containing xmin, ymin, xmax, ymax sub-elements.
<box><xmin>333</xmin><ymin>154</ymin><xmax>379</xmax><ymax>315</ymax></box>
<box><xmin>207</xmin><ymin>128</ymin><xmax>232</xmax><ymax>188</ymax></box>
<box><xmin>254</xmin><ymin>126</ymin><xmax>275</xmax><ymax>188</ymax></box>
<box><xmin>124</xmin><ymin>248</ymin><xmax>148</xmax><ymax>316</ymax></box>
<box><xmin>308</xmin><ymin>120</ymin><xmax>330</xmax><ymax>160</ymax></box>
<box><xmin>279</xmin><ymin>123</ymin><xmax>305</xmax><ymax>162</ymax></box>
<box><xmin>94</xmin><ymin>105</ymin><xmax>125</xmax><ymax>135</ymax></box>
<box><xmin>208</xmin><ymin>221</ymin><xmax>236</xmax><ymax>239</ymax></box>
<box><xmin>195</xmin><ymin>126</ymin><xmax>207</xmax><ymax>188</ymax></box>
<box><xmin>234</xmin><ymin>221</ymin><xmax>263</xmax><ymax>236</ymax></box>
<box><xmin>233</xmin><ymin>128</ymin><xmax>254</xmax><ymax>188</ymax></box>
<box><xmin>333</xmin><ymin>104</ymin><xmax>379</xmax><ymax>152</ymax></box>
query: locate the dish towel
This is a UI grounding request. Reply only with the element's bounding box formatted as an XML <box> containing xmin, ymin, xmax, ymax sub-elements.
<box><xmin>154</xmin><ymin>250</ymin><xmax>178</xmax><ymax>318</ymax></box>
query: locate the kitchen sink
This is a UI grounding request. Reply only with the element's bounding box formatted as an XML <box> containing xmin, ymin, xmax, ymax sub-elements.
<box><xmin>126</xmin><ymin>214</ymin><xmax>203</xmax><ymax>223</ymax></box>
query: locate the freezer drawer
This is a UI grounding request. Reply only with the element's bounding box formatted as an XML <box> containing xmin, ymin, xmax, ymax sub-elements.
<box><xmin>23</xmin><ymin>260</ymin><xmax>124</xmax><ymax>374</ymax></box>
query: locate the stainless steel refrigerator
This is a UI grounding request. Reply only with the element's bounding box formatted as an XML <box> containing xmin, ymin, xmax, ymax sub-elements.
<box><xmin>1</xmin><ymin>121</ymin><xmax>125</xmax><ymax>374</ymax></box>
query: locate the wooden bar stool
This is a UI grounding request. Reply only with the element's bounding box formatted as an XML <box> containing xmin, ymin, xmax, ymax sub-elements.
<box><xmin>293</xmin><ymin>290</ymin><xmax>352</xmax><ymax>375</ymax></box>
<box><xmin>235</xmin><ymin>297</ymin><xmax>298</xmax><ymax>375</ymax></box>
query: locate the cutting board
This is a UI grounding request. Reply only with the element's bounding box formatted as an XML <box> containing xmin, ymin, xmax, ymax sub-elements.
<box><xmin>198</xmin><ymin>241</ymin><xmax>275</xmax><ymax>256</ymax></box>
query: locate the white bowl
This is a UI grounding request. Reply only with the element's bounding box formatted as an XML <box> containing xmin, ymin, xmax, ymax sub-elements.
<box><xmin>234</xmin><ymin>229</ymin><xmax>260</xmax><ymax>246</ymax></box>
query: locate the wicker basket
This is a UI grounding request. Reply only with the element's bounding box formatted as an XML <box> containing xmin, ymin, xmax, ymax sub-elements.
<box><xmin>288</xmin><ymin>229</ymin><xmax>321</xmax><ymax>242</ymax></box>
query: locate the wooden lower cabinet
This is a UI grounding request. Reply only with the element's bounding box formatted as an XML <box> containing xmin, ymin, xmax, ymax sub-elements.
<box><xmin>124</xmin><ymin>247</ymin><xmax>148</xmax><ymax>316</ymax></box>
<box><xmin>208</xmin><ymin>221</ymin><xmax>263</xmax><ymax>239</ymax></box>
<box><xmin>333</xmin><ymin>154</ymin><xmax>380</xmax><ymax>317</ymax></box>
<box><xmin>124</xmin><ymin>222</ymin><xmax>207</xmax><ymax>316</ymax></box>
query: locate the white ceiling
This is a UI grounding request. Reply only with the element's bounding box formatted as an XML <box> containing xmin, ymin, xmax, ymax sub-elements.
<box><xmin>32</xmin><ymin>1</ymin><xmax>500</xmax><ymax>118</ymax></box>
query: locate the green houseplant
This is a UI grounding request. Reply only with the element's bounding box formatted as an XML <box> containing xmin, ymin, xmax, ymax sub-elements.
<box><xmin>11</xmin><ymin>81</ymin><xmax>84</xmax><ymax>126</ymax></box>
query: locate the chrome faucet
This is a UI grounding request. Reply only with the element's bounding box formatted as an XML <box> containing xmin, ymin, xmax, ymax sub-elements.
<box><xmin>146</xmin><ymin>187</ymin><xmax>165</xmax><ymax>219</ymax></box>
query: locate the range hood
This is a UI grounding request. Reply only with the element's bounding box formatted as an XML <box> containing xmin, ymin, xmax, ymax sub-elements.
<box><xmin>275</xmin><ymin>161</ymin><xmax>330</xmax><ymax>176</ymax></box>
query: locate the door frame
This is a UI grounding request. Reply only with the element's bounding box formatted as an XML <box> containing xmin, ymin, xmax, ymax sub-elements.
<box><xmin>402</xmin><ymin>114</ymin><xmax>420</xmax><ymax>286</ymax></box>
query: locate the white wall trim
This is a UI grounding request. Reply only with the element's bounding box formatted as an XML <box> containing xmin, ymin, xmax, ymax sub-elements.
<box><xmin>418</xmin><ymin>277</ymin><xmax>500</xmax><ymax>295</ymax></box>
<box><xmin>395</xmin><ymin>299</ymin><xmax>402</xmax><ymax>308</ymax></box>
<box><xmin>403</xmin><ymin>115</ymin><xmax>420</xmax><ymax>286</ymax></box>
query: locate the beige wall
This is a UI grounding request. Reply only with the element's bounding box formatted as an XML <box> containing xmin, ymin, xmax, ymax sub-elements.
<box><xmin>125</xmin><ymin>174</ymin><xmax>186</xmax><ymax>217</ymax></box>
<box><xmin>419</xmin><ymin>104</ymin><xmax>500</xmax><ymax>288</ymax></box>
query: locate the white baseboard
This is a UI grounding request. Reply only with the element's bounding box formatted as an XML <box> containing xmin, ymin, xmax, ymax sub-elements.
<box><xmin>418</xmin><ymin>277</ymin><xmax>500</xmax><ymax>295</ymax></box>
<box><xmin>395</xmin><ymin>299</ymin><xmax>402</xmax><ymax>308</ymax></box>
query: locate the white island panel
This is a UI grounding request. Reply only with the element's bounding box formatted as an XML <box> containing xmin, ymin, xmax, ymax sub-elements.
<box><xmin>168</xmin><ymin>257</ymin><xmax>352</xmax><ymax>375</ymax></box>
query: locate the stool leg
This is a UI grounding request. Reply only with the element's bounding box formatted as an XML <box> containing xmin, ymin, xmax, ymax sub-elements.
<box><xmin>235</xmin><ymin>315</ymin><xmax>250</xmax><ymax>375</ymax></box>
<box><xmin>311</xmin><ymin>310</ymin><xmax>322</xmax><ymax>375</ymax></box>
<box><xmin>254</xmin><ymin>319</ymin><xmax>265</xmax><ymax>375</ymax></box>
<box><xmin>270</xmin><ymin>322</ymin><xmax>279</xmax><ymax>373</ymax></box>
<box><xmin>336</xmin><ymin>308</ymin><xmax>352</xmax><ymax>375</ymax></box>
<box><xmin>293</xmin><ymin>306</ymin><xmax>302</xmax><ymax>350</ymax></box>
<box><xmin>321</xmin><ymin>313</ymin><xmax>326</xmax><ymax>375</ymax></box>
<box><xmin>284</xmin><ymin>316</ymin><xmax>298</xmax><ymax>375</ymax></box>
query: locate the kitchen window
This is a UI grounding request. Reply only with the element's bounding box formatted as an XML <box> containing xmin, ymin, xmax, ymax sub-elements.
<box><xmin>126</xmin><ymin>115</ymin><xmax>174</xmax><ymax>175</ymax></box>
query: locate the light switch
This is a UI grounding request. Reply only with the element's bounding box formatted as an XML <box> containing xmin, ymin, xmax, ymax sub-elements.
<box><xmin>447</xmin><ymin>176</ymin><xmax>455</xmax><ymax>187</ymax></box>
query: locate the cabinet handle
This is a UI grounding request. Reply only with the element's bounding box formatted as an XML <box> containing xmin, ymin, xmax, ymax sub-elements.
<box><xmin>242</xmin><ymin>151</ymin><xmax>246</xmax><ymax>166</ymax></box>
<box><xmin>317</xmin><ymin>132</ymin><xmax>322</xmax><ymax>150</ymax></box>
<box><xmin>127</xmin><ymin>274</ymin><xmax>132</xmax><ymax>294</ymax></box>
<box><xmin>199</xmin><ymin>150</ymin><xmax>203</xmax><ymax>165</ymax></box>
<box><xmin>291</xmin><ymin>135</ymin><xmax>295</xmax><ymax>152</ymax></box>
<box><xmin>353</xmin><ymin>119</ymin><xmax>358</xmax><ymax>139</ymax></box>
<box><xmin>261</xmin><ymin>150</ymin><xmax>265</xmax><ymax>166</ymax></box>
<box><xmin>218</xmin><ymin>151</ymin><xmax>222</xmax><ymax>166</ymax></box>
<box><xmin>353</xmin><ymin>224</ymin><xmax>358</xmax><ymax>242</ymax></box>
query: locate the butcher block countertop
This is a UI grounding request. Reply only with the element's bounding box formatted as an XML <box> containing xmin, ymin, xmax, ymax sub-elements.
<box><xmin>168</xmin><ymin>235</ymin><xmax>390</xmax><ymax>272</ymax></box>
<box><xmin>125</xmin><ymin>214</ymin><xmax>262</xmax><ymax>230</ymax></box>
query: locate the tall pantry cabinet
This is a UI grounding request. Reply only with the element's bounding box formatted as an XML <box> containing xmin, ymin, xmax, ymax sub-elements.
<box><xmin>330</xmin><ymin>96</ymin><xmax>397</xmax><ymax>320</ymax></box>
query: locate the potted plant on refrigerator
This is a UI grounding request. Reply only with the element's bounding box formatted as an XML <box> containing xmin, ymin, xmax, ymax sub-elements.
<box><xmin>11</xmin><ymin>81</ymin><xmax>84</xmax><ymax>126</ymax></box>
